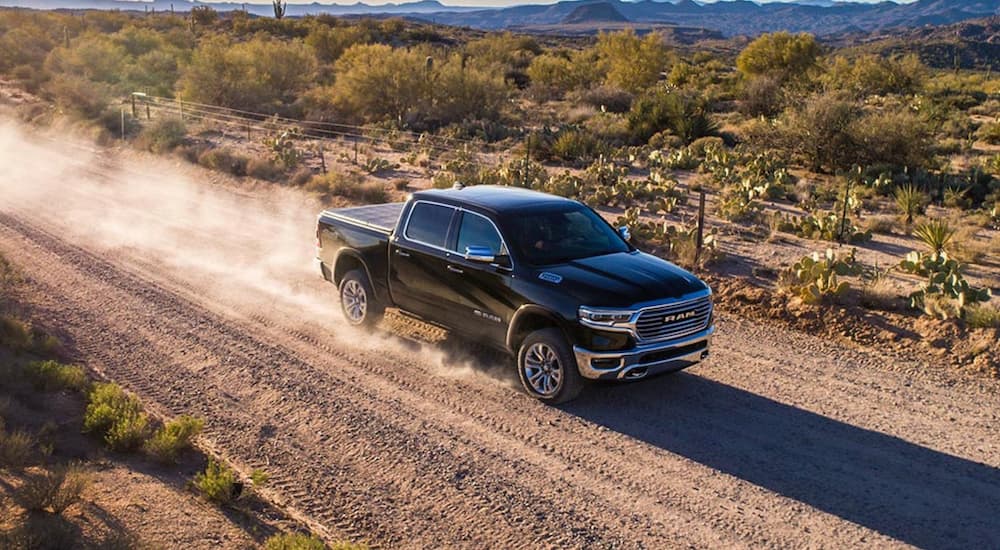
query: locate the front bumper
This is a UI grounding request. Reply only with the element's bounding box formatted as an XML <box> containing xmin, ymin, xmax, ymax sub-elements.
<box><xmin>573</xmin><ymin>325</ymin><xmax>714</xmax><ymax>381</ymax></box>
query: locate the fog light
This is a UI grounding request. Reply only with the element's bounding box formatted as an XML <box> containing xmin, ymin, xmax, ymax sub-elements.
<box><xmin>591</xmin><ymin>358</ymin><xmax>621</xmax><ymax>370</ymax></box>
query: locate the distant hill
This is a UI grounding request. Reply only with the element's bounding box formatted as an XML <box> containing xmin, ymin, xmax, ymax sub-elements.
<box><xmin>832</xmin><ymin>15</ymin><xmax>1000</xmax><ymax>70</ymax></box>
<box><xmin>0</xmin><ymin>0</ymin><xmax>998</xmax><ymax>38</ymax></box>
<box><xmin>561</xmin><ymin>2</ymin><xmax>628</xmax><ymax>25</ymax></box>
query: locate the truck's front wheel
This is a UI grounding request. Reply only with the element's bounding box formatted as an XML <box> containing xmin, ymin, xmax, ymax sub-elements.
<box><xmin>517</xmin><ymin>328</ymin><xmax>584</xmax><ymax>404</ymax></box>
<box><xmin>339</xmin><ymin>270</ymin><xmax>383</xmax><ymax>327</ymax></box>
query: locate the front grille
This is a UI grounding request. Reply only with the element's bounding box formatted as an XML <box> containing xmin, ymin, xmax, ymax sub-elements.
<box><xmin>635</xmin><ymin>296</ymin><xmax>712</xmax><ymax>342</ymax></box>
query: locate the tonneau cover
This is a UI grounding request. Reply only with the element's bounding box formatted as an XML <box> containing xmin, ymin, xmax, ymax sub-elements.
<box><xmin>321</xmin><ymin>203</ymin><xmax>405</xmax><ymax>234</ymax></box>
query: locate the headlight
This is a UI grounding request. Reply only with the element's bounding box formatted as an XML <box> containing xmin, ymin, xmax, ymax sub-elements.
<box><xmin>578</xmin><ymin>306</ymin><xmax>635</xmax><ymax>327</ymax></box>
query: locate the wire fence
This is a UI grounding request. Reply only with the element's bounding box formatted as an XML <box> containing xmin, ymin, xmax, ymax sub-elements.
<box><xmin>125</xmin><ymin>93</ymin><xmax>509</xmax><ymax>176</ymax></box>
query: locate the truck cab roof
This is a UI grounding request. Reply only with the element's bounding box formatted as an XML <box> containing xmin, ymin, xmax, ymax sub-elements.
<box><xmin>412</xmin><ymin>185</ymin><xmax>576</xmax><ymax>215</ymax></box>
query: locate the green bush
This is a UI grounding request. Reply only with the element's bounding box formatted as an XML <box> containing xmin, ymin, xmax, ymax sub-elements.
<box><xmin>551</xmin><ymin>129</ymin><xmax>604</xmax><ymax>164</ymax></box>
<box><xmin>736</xmin><ymin>31</ymin><xmax>820</xmax><ymax>83</ymax></box>
<box><xmin>783</xmin><ymin>248</ymin><xmax>861</xmax><ymax>305</ymax></box>
<box><xmin>145</xmin><ymin>415</ymin><xmax>204</xmax><ymax>464</ymax></box>
<box><xmin>627</xmin><ymin>89</ymin><xmax>717</xmax><ymax>144</ymax></box>
<box><xmin>194</xmin><ymin>459</ymin><xmax>237</xmax><ymax>504</ymax></box>
<box><xmin>23</xmin><ymin>361</ymin><xmax>88</xmax><ymax>393</ymax></box>
<box><xmin>899</xmin><ymin>251</ymin><xmax>991</xmax><ymax>317</ymax></box>
<box><xmin>595</xmin><ymin>29</ymin><xmax>672</xmax><ymax>94</ymax></box>
<box><xmin>823</xmin><ymin>54</ymin><xmax>926</xmax><ymax>97</ymax></box>
<box><xmin>265</xmin><ymin>533</ymin><xmax>327</xmax><ymax>550</ymax></box>
<box><xmin>83</xmin><ymin>383</ymin><xmax>149</xmax><ymax>452</ymax></box>
<box><xmin>570</xmin><ymin>85</ymin><xmax>633</xmax><ymax>113</ymax></box>
<box><xmin>138</xmin><ymin>116</ymin><xmax>186</xmax><ymax>154</ymax></box>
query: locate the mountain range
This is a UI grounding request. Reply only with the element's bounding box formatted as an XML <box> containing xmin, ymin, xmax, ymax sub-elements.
<box><xmin>0</xmin><ymin>0</ymin><xmax>997</xmax><ymax>37</ymax></box>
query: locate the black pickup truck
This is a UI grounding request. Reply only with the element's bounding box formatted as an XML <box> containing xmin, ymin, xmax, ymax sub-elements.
<box><xmin>315</xmin><ymin>185</ymin><xmax>714</xmax><ymax>403</ymax></box>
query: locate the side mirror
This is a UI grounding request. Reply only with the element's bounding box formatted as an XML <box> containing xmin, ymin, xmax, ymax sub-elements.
<box><xmin>464</xmin><ymin>245</ymin><xmax>495</xmax><ymax>263</ymax></box>
<box><xmin>618</xmin><ymin>226</ymin><xmax>631</xmax><ymax>242</ymax></box>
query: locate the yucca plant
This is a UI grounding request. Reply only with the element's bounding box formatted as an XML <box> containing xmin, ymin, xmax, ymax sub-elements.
<box><xmin>893</xmin><ymin>184</ymin><xmax>926</xmax><ymax>226</ymax></box>
<box><xmin>912</xmin><ymin>219</ymin><xmax>955</xmax><ymax>255</ymax></box>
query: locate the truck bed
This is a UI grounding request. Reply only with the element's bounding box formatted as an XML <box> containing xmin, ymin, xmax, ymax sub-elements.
<box><xmin>320</xmin><ymin>203</ymin><xmax>406</xmax><ymax>234</ymax></box>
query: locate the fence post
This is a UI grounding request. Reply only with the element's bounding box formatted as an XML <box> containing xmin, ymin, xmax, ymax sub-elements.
<box><xmin>839</xmin><ymin>168</ymin><xmax>856</xmax><ymax>243</ymax></box>
<box><xmin>694</xmin><ymin>189</ymin><xmax>706</xmax><ymax>269</ymax></box>
<box><xmin>131</xmin><ymin>94</ymin><xmax>136</xmax><ymax>118</ymax></box>
<box><xmin>354</xmin><ymin>140</ymin><xmax>359</xmax><ymax>164</ymax></box>
<box><xmin>319</xmin><ymin>146</ymin><xmax>327</xmax><ymax>174</ymax></box>
<box><xmin>178</xmin><ymin>98</ymin><xmax>184</xmax><ymax>121</ymax></box>
<box><xmin>145</xmin><ymin>99</ymin><xmax>150</xmax><ymax>120</ymax></box>
<box><xmin>120</xmin><ymin>108</ymin><xmax>125</xmax><ymax>141</ymax></box>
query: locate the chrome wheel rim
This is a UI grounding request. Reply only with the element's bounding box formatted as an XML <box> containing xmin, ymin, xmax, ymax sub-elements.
<box><xmin>342</xmin><ymin>280</ymin><xmax>367</xmax><ymax>324</ymax></box>
<box><xmin>523</xmin><ymin>343</ymin><xmax>562</xmax><ymax>397</ymax></box>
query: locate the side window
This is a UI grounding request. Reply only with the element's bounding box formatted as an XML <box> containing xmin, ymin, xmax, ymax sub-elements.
<box><xmin>405</xmin><ymin>203</ymin><xmax>455</xmax><ymax>248</ymax></box>
<box><xmin>456</xmin><ymin>212</ymin><xmax>503</xmax><ymax>256</ymax></box>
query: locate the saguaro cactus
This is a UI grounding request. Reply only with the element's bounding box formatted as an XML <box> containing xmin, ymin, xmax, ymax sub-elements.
<box><xmin>273</xmin><ymin>0</ymin><xmax>286</xmax><ymax>19</ymax></box>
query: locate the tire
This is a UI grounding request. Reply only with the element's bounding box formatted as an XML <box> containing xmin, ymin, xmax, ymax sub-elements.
<box><xmin>516</xmin><ymin>328</ymin><xmax>584</xmax><ymax>404</ymax></box>
<box><xmin>338</xmin><ymin>269</ymin><xmax>383</xmax><ymax>327</ymax></box>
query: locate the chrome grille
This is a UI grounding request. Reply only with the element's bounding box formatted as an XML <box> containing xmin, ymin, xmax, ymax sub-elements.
<box><xmin>635</xmin><ymin>296</ymin><xmax>713</xmax><ymax>342</ymax></box>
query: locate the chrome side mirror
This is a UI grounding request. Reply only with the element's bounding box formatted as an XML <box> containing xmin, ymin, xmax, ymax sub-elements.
<box><xmin>464</xmin><ymin>245</ymin><xmax>495</xmax><ymax>263</ymax></box>
<box><xmin>618</xmin><ymin>226</ymin><xmax>631</xmax><ymax>242</ymax></box>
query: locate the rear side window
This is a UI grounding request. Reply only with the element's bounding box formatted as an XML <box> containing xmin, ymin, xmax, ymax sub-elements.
<box><xmin>405</xmin><ymin>202</ymin><xmax>454</xmax><ymax>248</ymax></box>
<box><xmin>455</xmin><ymin>212</ymin><xmax>503</xmax><ymax>256</ymax></box>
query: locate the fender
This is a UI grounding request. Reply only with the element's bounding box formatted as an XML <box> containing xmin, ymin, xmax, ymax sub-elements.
<box><xmin>505</xmin><ymin>304</ymin><xmax>570</xmax><ymax>353</ymax></box>
<box><xmin>332</xmin><ymin>248</ymin><xmax>380</xmax><ymax>302</ymax></box>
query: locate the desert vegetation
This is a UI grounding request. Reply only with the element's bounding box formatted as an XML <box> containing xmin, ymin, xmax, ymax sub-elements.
<box><xmin>0</xmin><ymin>7</ymin><xmax>996</xmax><ymax>374</ymax></box>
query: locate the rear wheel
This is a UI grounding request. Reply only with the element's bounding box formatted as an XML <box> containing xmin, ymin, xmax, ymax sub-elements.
<box><xmin>339</xmin><ymin>270</ymin><xmax>383</xmax><ymax>327</ymax></box>
<box><xmin>517</xmin><ymin>328</ymin><xmax>583</xmax><ymax>404</ymax></box>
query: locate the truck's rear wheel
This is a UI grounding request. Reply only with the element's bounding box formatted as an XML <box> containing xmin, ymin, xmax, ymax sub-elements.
<box><xmin>339</xmin><ymin>270</ymin><xmax>383</xmax><ymax>327</ymax></box>
<box><xmin>517</xmin><ymin>328</ymin><xmax>583</xmax><ymax>404</ymax></box>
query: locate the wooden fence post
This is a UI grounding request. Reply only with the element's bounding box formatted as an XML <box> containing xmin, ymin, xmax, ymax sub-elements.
<box><xmin>694</xmin><ymin>189</ymin><xmax>706</xmax><ymax>269</ymax></box>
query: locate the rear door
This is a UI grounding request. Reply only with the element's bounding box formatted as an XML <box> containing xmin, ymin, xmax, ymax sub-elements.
<box><xmin>388</xmin><ymin>201</ymin><xmax>462</xmax><ymax>322</ymax></box>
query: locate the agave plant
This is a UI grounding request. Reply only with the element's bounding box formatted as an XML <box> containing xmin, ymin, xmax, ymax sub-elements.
<box><xmin>893</xmin><ymin>184</ymin><xmax>927</xmax><ymax>226</ymax></box>
<box><xmin>912</xmin><ymin>219</ymin><xmax>954</xmax><ymax>255</ymax></box>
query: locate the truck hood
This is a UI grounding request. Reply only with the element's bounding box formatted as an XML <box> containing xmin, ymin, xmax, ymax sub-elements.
<box><xmin>537</xmin><ymin>251</ymin><xmax>709</xmax><ymax>307</ymax></box>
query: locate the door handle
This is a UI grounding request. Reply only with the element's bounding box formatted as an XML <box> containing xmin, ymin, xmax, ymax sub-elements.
<box><xmin>395</xmin><ymin>249</ymin><xmax>411</xmax><ymax>258</ymax></box>
<box><xmin>446</xmin><ymin>265</ymin><xmax>464</xmax><ymax>274</ymax></box>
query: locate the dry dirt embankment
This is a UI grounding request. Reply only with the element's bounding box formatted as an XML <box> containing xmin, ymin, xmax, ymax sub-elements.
<box><xmin>1</xmin><ymin>120</ymin><xmax>999</xmax><ymax>549</ymax></box>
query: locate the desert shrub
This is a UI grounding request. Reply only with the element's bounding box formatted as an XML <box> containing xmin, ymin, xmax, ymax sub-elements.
<box><xmin>247</xmin><ymin>157</ymin><xmax>285</xmax><ymax>181</ymax></box>
<box><xmin>198</xmin><ymin>147</ymin><xmax>249</xmax><ymax>177</ymax></box>
<box><xmin>17</xmin><ymin>464</ymin><xmax>91</xmax><ymax>514</ymax></box>
<box><xmin>83</xmin><ymin>383</ymin><xmax>149</xmax><ymax>452</ymax></box>
<box><xmin>823</xmin><ymin>54</ymin><xmax>926</xmax><ymax>97</ymax></box>
<box><xmin>305</xmin><ymin>23</ymin><xmax>372</xmax><ymax>64</ymax></box>
<box><xmin>775</xmin><ymin>94</ymin><xmax>859</xmax><ymax>173</ymax></box>
<box><xmin>194</xmin><ymin>459</ymin><xmax>238</xmax><ymax>504</ymax></box>
<box><xmin>570</xmin><ymin>85</ymin><xmax>633</xmax><ymax>113</ymax></box>
<box><xmin>628</xmin><ymin>89</ymin><xmax>717</xmax><ymax>144</ymax></box>
<box><xmin>179</xmin><ymin>35</ymin><xmax>317</xmax><ymax>113</ymax></box>
<box><xmin>863</xmin><ymin>214</ymin><xmax>899</xmax><ymax>235</ymax></box>
<box><xmin>771</xmin><ymin>211</ymin><xmax>871</xmax><ymax>243</ymax></box>
<box><xmin>688</xmin><ymin>136</ymin><xmax>725</xmax><ymax>157</ymax></box>
<box><xmin>849</xmin><ymin>108</ymin><xmax>932</xmax><ymax>169</ymax></box>
<box><xmin>859</xmin><ymin>267</ymin><xmax>901</xmax><ymax>311</ymax></box>
<box><xmin>23</xmin><ymin>361</ymin><xmax>88</xmax><ymax>393</ymax></box>
<box><xmin>363</xmin><ymin>157</ymin><xmax>398</xmax><ymax>175</ymax></box>
<box><xmin>0</xmin><ymin>429</ymin><xmax>35</xmax><ymax>469</ymax></box>
<box><xmin>44</xmin><ymin>73</ymin><xmax>112</xmax><ymax>119</ymax></box>
<box><xmin>526</xmin><ymin>53</ymin><xmax>578</xmax><ymax>97</ymax></box>
<box><xmin>306</xmin><ymin>173</ymin><xmax>387</xmax><ymax>203</ymax></box>
<box><xmin>736</xmin><ymin>31</ymin><xmax>820</xmax><ymax>83</ymax></box>
<box><xmin>783</xmin><ymin>248</ymin><xmax>861</xmax><ymax>304</ymax></box>
<box><xmin>740</xmin><ymin>76</ymin><xmax>784</xmax><ymax>118</ymax></box>
<box><xmin>551</xmin><ymin>129</ymin><xmax>604</xmax><ymax>164</ymax></box>
<box><xmin>145</xmin><ymin>415</ymin><xmax>204</xmax><ymax>464</ymax></box>
<box><xmin>330</xmin><ymin>44</ymin><xmax>507</xmax><ymax>128</ymax></box>
<box><xmin>977</xmin><ymin>122</ymin><xmax>1000</xmax><ymax>145</ymax></box>
<box><xmin>595</xmin><ymin>29</ymin><xmax>672</xmax><ymax>94</ymax></box>
<box><xmin>289</xmin><ymin>167</ymin><xmax>315</xmax><ymax>187</ymax></box>
<box><xmin>0</xmin><ymin>316</ymin><xmax>33</xmax><ymax>352</ymax></box>
<box><xmin>965</xmin><ymin>304</ymin><xmax>1000</xmax><ymax>329</ymax></box>
<box><xmin>265</xmin><ymin>533</ymin><xmax>327</xmax><ymax>550</ymax></box>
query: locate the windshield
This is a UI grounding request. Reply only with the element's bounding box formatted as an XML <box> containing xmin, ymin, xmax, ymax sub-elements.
<box><xmin>505</xmin><ymin>204</ymin><xmax>630</xmax><ymax>265</ymax></box>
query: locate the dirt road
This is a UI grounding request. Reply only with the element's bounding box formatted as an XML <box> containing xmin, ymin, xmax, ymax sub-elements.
<box><xmin>1</xmin><ymin>120</ymin><xmax>999</xmax><ymax>549</ymax></box>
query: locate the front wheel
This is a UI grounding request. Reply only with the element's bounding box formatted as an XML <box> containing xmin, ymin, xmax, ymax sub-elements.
<box><xmin>517</xmin><ymin>328</ymin><xmax>584</xmax><ymax>404</ymax></box>
<box><xmin>339</xmin><ymin>270</ymin><xmax>383</xmax><ymax>327</ymax></box>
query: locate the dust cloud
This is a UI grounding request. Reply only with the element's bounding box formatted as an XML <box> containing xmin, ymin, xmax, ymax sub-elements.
<box><xmin>0</xmin><ymin>119</ymin><xmax>514</xmax><ymax>388</ymax></box>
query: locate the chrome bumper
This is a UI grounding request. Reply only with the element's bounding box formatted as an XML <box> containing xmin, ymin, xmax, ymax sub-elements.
<box><xmin>573</xmin><ymin>326</ymin><xmax>714</xmax><ymax>381</ymax></box>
